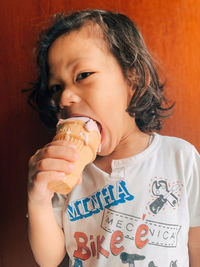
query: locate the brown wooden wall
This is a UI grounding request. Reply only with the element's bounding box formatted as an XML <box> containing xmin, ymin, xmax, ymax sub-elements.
<box><xmin>1</xmin><ymin>0</ymin><xmax>199</xmax><ymax>266</ymax></box>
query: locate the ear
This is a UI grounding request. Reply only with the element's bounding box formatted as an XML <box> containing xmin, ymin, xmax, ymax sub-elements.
<box><xmin>126</xmin><ymin>67</ymin><xmax>138</xmax><ymax>101</ymax></box>
<box><xmin>126</xmin><ymin>65</ymin><xmax>151</xmax><ymax>104</ymax></box>
<box><xmin>126</xmin><ymin>67</ymin><xmax>138</xmax><ymax>86</ymax></box>
<box><xmin>127</xmin><ymin>85</ymin><xmax>135</xmax><ymax>103</ymax></box>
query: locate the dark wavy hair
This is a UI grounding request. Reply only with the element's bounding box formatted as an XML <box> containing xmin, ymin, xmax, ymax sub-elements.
<box><xmin>26</xmin><ymin>9</ymin><xmax>173</xmax><ymax>132</ymax></box>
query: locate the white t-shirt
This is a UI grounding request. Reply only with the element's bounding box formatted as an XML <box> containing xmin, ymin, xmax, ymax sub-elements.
<box><xmin>52</xmin><ymin>133</ymin><xmax>200</xmax><ymax>267</ymax></box>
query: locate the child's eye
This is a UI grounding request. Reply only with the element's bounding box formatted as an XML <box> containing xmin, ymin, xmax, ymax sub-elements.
<box><xmin>76</xmin><ymin>72</ymin><xmax>94</xmax><ymax>81</ymax></box>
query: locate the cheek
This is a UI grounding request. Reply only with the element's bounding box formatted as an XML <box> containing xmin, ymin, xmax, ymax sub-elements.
<box><xmin>87</xmin><ymin>90</ymin><xmax>112</xmax><ymax>111</ymax></box>
<box><xmin>85</xmin><ymin>79</ymin><xmax>129</xmax><ymax>119</ymax></box>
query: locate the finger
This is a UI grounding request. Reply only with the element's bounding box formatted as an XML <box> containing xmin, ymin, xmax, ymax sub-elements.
<box><xmin>36</xmin><ymin>143</ymin><xmax>79</xmax><ymax>162</ymax></box>
<box><xmin>28</xmin><ymin>171</ymin><xmax>66</xmax><ymax>194</ymax></box>
<box><xmin>36</xmin><ymin>158</ymin><xmax>75</xmax><ymax>174</ymax></box>
<box><xmin>44</xmin><ymin>140</ymin><xmax>77</xmax><ymax>148</ymax></box>
<box><xmin>29</xmin><ymin>149</ymin><xmax>41</xmax><ymax>167</ymax></box>
<box><xmin>31</xmin><ymin>171</ymin><xmax>66</xmax><ymax>188</ymax></box>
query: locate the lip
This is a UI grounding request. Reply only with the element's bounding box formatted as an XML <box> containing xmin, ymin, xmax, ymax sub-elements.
<box><xmin>100</xmin><ymin>127</ymin><xmax>105</xmax><ymax>145</ymax></box>
<box><xmin>71</xmin><ymin>113</ymin><xmax>94</xmax><ymax>120</ymax></box>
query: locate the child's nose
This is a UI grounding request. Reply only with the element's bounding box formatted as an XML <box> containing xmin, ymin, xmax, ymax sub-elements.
<box><xmin>59</xmin><ymin>87</ymin><xmax>81</xmax><ymax>108</ymax></box>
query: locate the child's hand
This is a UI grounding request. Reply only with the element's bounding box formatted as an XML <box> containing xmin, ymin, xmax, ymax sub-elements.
<box><xmin>27</xmin><ymin>140</ymin><xmax>79</xmax><ymax>205</ymax></box>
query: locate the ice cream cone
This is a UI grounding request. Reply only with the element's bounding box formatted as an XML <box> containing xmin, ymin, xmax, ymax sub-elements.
<box><xmin>47</xmin><ymin>117</ymin><xmax>101</xmax><ymax>194</ymax></box>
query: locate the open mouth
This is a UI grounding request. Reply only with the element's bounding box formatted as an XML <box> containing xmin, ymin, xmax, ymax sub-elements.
<box><xmin>95</xmin><ymin>121</ymin><xmax>103</xmax><ymax>134</ymax></box>
<box><xmin>95</xmin><ymin>120</ymin><xmax>105</xmax><ymax>145</ymax></box>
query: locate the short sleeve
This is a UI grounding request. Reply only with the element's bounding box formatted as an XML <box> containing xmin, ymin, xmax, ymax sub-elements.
<box><xmin>52</xmin><ymin>193</ymin><xmax>67</xmax><ymax>228</ymax></box>
<box><xmin>187</xmin><ymin>146</ymin><xmax>200</xmax><ymax>227</ymax></box>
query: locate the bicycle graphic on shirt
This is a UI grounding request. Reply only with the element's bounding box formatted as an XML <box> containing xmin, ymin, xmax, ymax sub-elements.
<box><xmin>73</xmin><ymin>254</ymin><xmax>178</xmax><ymax>266</ymax></box>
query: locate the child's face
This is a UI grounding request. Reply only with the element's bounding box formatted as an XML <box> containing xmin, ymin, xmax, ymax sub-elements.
<box><xmin>48</xmin><ymin>25</ymin><xmax>137</xmax><ymax>157</ymax></box>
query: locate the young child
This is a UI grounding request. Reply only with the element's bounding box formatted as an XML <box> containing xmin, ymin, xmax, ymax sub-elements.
<box><xmin>27</xmin><ymin>9</ymin><xmax>200</xmax><ymax>267</ymax></box>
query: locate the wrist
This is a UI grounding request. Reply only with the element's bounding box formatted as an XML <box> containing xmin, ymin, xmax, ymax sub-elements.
<box><xmin>28</xmin><ymin>195</ymin><xmax>53</xmax><ymax>210</ymax></box>
<box><xmin>28</xmin><ymin>189</ymin><xmax>54</xmax><ymax>207</ymax></box>
<box><xmin>27</xmin><ymin>199</ymin><xmax>55</xmax><ymax>222</ymax></box>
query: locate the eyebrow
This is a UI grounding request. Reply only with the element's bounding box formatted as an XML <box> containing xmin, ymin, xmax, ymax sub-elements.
<box><xmin>48</xmin><ymin>56</ymin><xmax>94</xmax><ymax>80</ymax></box>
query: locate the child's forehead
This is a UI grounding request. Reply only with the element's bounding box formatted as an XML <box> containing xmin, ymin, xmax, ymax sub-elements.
<box><xmin>47</xmin><ymin>22</ymin><xmax>114</xmax><ymax>72</ymax></box>
<box><xmin>50</xmin><ymin>22</ymin><xmax>109</xmax><ymax>53</ymax></box>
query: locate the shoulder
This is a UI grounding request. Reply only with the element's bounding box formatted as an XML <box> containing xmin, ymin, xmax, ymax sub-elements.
<box><xmin>154</xmin><ymin>134</ymin><xmax>200</xmax><ymax>182</ymax></box>
<box><xmin>156</xmin><ymin>133</ymin><xmax>197</xmax><ymax>155</ymax></box>
<box><xmin>153</xmin><ymin>133</ymin><xmax>200</xmax><ymax>169</ymax></box>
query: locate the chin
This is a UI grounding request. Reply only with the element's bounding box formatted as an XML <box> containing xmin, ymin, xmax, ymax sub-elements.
<box><xmin>96</xmin><ymin>145</ymin><xmax>114</xmax><ymax>157</ymax></box>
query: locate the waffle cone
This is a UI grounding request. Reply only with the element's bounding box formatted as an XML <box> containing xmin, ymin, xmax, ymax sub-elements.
<box><xmin>48</xmin><ymin>119</ymin><xmax>101</xmax><ymax>194</ymax></box>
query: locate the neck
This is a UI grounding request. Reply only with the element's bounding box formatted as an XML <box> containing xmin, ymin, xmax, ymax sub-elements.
<box><xmin>94</xmin><ymin>127</ymin><xmax>150</xmax><ymax>174</ymax></box>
